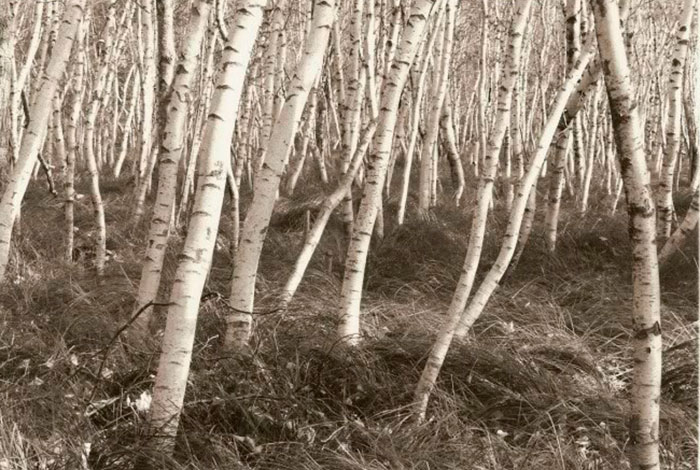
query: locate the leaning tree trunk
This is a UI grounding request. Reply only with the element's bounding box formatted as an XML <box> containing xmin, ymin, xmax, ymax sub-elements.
<box><xmin>131</xmin><ymin>0</ymin><xmax>214</xmax><ymax>338</ymax></box>
<box><xmin>0</xmin><ymin>0</ymin><xmax>85</xmax><ymax>281</ymax></box>
<box><xmin>658</xmin><ymin>186</ymin><xmax>699</xmax><ymax>264</ymax></box>
<box><xmin>592</xmin><ymin>1</ymin><xmax>663</xmax><ymax>468</ymax></box>
<box><xmin>396</xmin><ymin>4</ymin><xmax>447</xmax><ymax>225</ymax></box>
<box><xmin>148</xmin><ymin>0</ymin><xmax>266</xmax><ymax>454</ymax></box>
<box><xmin>225</xmin><ymin>0</ymin><xmax>336</xmax><ymax>351</ymax></box>
<box><xmin>656</xmin><ymin>0</ymin><xmax>695</xmax><ymax>239</ymax></box>
<box><xmin>338</xmin><ymin>0</ymin><xmax>441</xmax><ymax>344</ymax></box>
<box><xmin>448</xmin><ymin>0</ymin><xmax>534</xmax><ymax>339</ymax></box>
<box><xmin>414</xmin><ymin>37</ymin><xmax>594</xmax><ymax>421</ymax></box>
<box><xmin>281</xmin><ymin>120</ymin><xmax>377</xmax><ymax>306</ymax></box>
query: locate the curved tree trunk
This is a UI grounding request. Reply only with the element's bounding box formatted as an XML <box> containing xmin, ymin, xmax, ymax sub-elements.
<box><xmin>225</xmin><ymin>0</ymin><xmax>337</xmax><ymax>351</ymax></box>
<box><xmin>447</xmin><ymin>0</ymin><xmax>534</xmax><ymax>339</ymax></box>
<box><xmin>281</xmin><ymin>120</ymin><xmax>377</xmax><ymax>306</ymax></box>
<box><xmin>131</xmin><ymin>0</ymin><xmax>214</xmax><ymax>337</ymax></box>
<box><xmin>414</xmin><ymin>37</ymin><xmax>594</xmax><ymax>421</ymax></box>
<box><xmin>148</xmin><ymin>0</ymin><xmax>266</xmax><ymax>454</ymax></box>
<box><xmin>0</xmin><ymin>0</ymin><xmax>85</xmax><ymax>281</ymax></box>
<box><xmin>338</xmin><ymin>0</ymin><xmax>441</xmax><ymax>344</ymax></box>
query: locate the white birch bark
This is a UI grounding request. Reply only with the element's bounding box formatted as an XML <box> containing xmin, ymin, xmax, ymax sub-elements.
<box><xmin>225</xmin><ymin>0</ymin><xmax>337</xmax><ymax>351</ymax></box>
<box><xmin>131</xmin><ymin>0</ymin><xmax>214</xmax><ymax>336</ymax></box>
<box><xmin>414</xmin><ymin>38</ymin><xmax>594</xmax><ymax>421</ymax></box>
<box><xmin>592</xmin><ymin>1</ymin><xmax>663</xmax><ymax>467</ymax></box>
<box><xmin>0</xmin><ymin>0</ymin><xmax>85</xmax><ymax>281</ymax></box>
<box><xmin>657</xmin><ymin>0</ymin><xmax>695</xmax><ymax>238</ymax></box>
<box><xmin>148</xmin><ymin>0</ymin><xmax>266</xmax><ymax>453</ymax></box>
<box><xmin>338</xmin><ymin>0</ymin><xmax>441</xmax><ymax>344</ymax></box>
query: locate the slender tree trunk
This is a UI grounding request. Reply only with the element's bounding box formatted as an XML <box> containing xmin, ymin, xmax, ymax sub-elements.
<box><xmin>414</xmin><ymin>37</ymin><xmax>594</xmax><ymax>421</ymax></box>
<box><xmin>338</xmin><ymin>0</ymin><xmax>365</xmax><ymax>237</ymax></box>
<box><xmin>440</xmin><ymin>98</ymin><xmax>465</xmax><ymax>205</ymax></box>
<box><xmin>446</xmin><ymin>0</ymin><xmax>534</xmax><ymax>338</ymax></box>
<box><xmin>0</xmin><ymin>3</ymin><xmax>14</xmax><ymax>118</ymax></box>
<box><xmin>225</xmin><ymin>0</ymin><xmax>336</xmax><ymax>351</ymax></box>
<box><xmin>659</xmin><ymin>186</ymin><xmax>699</xmax><ymax>264</ymax></box>
<box><xmin>131</xmin><ymin>0</ymin><xmax>214</xmax><ymax>337</ymax></box>
<box><xmin>579</xmin><ymin>81</ymin><xmax>604</xmax><ymax>213</ymax></box>
<box><xmin>281</xmin><ymin>120</ymin><xmax>377</xmax><ymax>306</ymax></box>
<box><xmin>338</xmin><ymin>0</ymin><xmax>440</xmax><ymax>344</ymax></box>
<box><xmin>148</xmin><ymin>0</ymin><xmax>266</xmax><ymax>454</ymax></box>
<box><xmin>133</xmin><ymin>0</ymin><xmax>157</xmax><ymax>211</ymax></box>
<box><xmin>64</xmin><ymin>23</ymin><xmax>87</xmax><ymax>263</ymax></box>
<box><xmin>113</xmin><ymin>68</ymin><xmax>140</xmax><ymax>177</ymax></box>
<box><xmin>396</xmin><ymin>4</ymin><xmax>446</xmax><ymax>225</ymax></box>
<box><xmin>0</xmin><ymin>0</ymin><xmax>85</xmax><ymax>281</ymax></box>
<box><xmin>592</xmin><ymin>1</ymin><xmax>663</xmax><ymax>468</ymax></box>
<box><xmin>657</xmin><ymin>0</ymin><xmax>695</xmax><ymax>239</ymax></box>
<box><xmin>418</xmin><ymin>0</ymin><xmax>455</xmax><ymax>216</ymax></box>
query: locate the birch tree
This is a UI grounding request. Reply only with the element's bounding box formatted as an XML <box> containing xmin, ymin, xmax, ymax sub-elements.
<box><xmin>414</xmin><ymin>25</ymin><xmax>592</xmax><ymax>422</ymax></box>
<box><xmin>131</xmin><ymin>0</ymin><xmax>214</xmax><ymax>336</ymax></box>
<box><xmin>592</xmin><ymin>1</ymin><xmax>663</xmax><ymax>467</ymax></box>
<box><xmin>0</xmin><ymin>0</ymin><xmax>85</xmax><ymax>281</ymax></box>
<box><xmin>338</xmin><ymin>0</ymin><xmax>440</xmax><ymax>344</ymax></box>
<box><xmin>148</xmin><ymin>0</ymin><xmax>266</xmax><ymax>453</ymax></box>
<box><xmin>656</xmin><ymin>0</ymin><xmax>695</xmax><ymax>239</ymax></box>
<box><xmin>225</xmin><ymin>0</ymin><xmax>337</xmax><ymax>351</ymax></box>
<box><xmin>0</xmin><ymin>3</ymin><xmax>13</xmax><ymax>118</ymax></box>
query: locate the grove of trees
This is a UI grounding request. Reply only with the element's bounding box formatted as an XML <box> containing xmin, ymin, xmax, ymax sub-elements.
<box><xmin>0</xmin><ymin>0</ymin><xmax>697</xmax><ymax>469</ymax></box>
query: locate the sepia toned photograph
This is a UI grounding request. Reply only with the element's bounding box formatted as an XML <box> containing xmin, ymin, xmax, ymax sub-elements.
<box><xmin>0</xmin><ymin>0</ymin><xmax>697</xmax><ymax>468</ymax></box>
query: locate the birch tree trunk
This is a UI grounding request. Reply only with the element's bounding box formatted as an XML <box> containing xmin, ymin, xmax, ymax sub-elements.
<box><xmin>281</xmin><ymin>120</ymin><xmax>377</xmax><ymax>306</ymax></box>
<box><xmin>447</xmin><ymin>0</ymin><xmax>534</xmax><ymax>339</ymax></box>
<box><xmin>0</xmin><ymin>3</ymin><xmax>13</xmax><ymax>117</ymax></box>
<box><xmin>0</xmin><ymin>0</ymin><xmax>85</xmax><ymax>281</ymax></box>
<box><xmin>396</xmin><ymin>4</ymin><xmax>446</xmax><ymax>225</ymax></box>
<box><xmin>338</xmin><ymin>0</ymin><xmax>440</xmax><ymax>344</ymax></box>
<box><xmin>592</xmin><ymin>1</ymin><xmax>663</xmax><ymax>468</ymax></box>
<box><xmin>64</xmin><ymin>21</ymin><xmax>87</xmax><ymax>263</ymax></box>
<box><xmin>656</xmin><ymin>0</ymin><xmax>695</xmax><ymax>239</ymax></box>
<box><xmin>418</xmin><ymin>0</ymin><xmax>455</xmax><ymax>216</ymax></box>
<box><xmin>134</xmin><ymin>0</ymin><xmax>156</xmax><ymax>202</ymax></box>
<box><xmin>131</xmin><ymin>0</ymin><xmax>214</xmax><ymax>337</ymax></box>
<box><xmin>658</xmin><ymin>186</ymin><xmax>699</xmax><ymax>263</ymax></box>
<box><xmin>148</xmin><ymin>0</ymin><xmax>266</xmax><ymax>454</ymax></box>
<box><xmin>225</xmin><ymin>0</ymin><xmax>336</xmax><ymax>351</ymax></box>
<box><xmin>340</xmin><ymin>0</ymin><xmax>365</xmax><ymax>237</ymax></box>
<box><xmin>414</xmin><ymin>37</ymin><xmax>594</xmax><ymax>421</ymax></box>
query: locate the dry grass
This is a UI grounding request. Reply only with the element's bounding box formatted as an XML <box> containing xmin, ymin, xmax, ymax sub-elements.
<box><xmin>0</xmin><ymin>179</ymin><xmax>696</xmax><ymax>469</ymax></box>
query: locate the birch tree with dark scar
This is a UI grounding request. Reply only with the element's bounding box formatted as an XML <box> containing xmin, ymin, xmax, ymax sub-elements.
<box><xmin>592</xmin><ymin>1</ymin><xmax>663</xmax><ymax>468</ymax></box>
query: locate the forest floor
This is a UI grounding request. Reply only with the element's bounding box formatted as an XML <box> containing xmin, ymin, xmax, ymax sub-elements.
<box><xmin>0</xmin><ymin>176</ymin><xmax>697</xmax><ymax>469</ymax></box>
